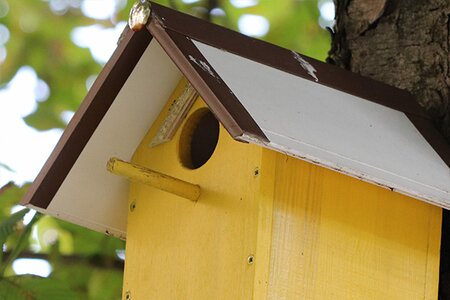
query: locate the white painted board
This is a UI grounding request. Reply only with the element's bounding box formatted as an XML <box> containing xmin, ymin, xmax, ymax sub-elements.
<box><xmin>193</xmin><ymin>40</ymin><xmax>450</xmax><ymax>208</ymax></box>
<box><xmin>29</xmin><ymin>41</ymin><xmax>182</xmax><ymax>239</ymax></box>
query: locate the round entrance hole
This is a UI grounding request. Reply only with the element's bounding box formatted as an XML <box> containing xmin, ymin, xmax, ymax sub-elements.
<box><xmin>179</xmin><ymin>108</ymin><xmax>219</xmax><ymax>169</ymax></box>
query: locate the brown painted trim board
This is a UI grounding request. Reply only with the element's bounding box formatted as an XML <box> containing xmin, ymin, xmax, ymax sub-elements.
<box><xmin>21</xmin><ymin>28</ymin><xmax>152</xmax><ymax>209</ymax></box>
<box><xmin>149</xmin><ymin>2</ymin><xmax>430</xmax><ymax>120</ymax></box>
<box><xmin>21</xmin><ymin>2</ymin><xmax>449</xmax><ymax>211</ymax></box>
<box><xmin>147</xmin><ymin>21</ymin><xmax>268</xmax><ymax>142</ymax></box>
<box><xmin>148</xmin><ymin>2</ymin><xmax>449</xmax><ymax>169</ymax></box>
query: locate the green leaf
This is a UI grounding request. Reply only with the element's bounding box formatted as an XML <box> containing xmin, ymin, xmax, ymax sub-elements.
<box><xmin>0</xmin><ymin>278</ymin><xmax>24</xmax><ymax>300</ymax></box>
<box><xmin>55</xmin><ymin>219</ymin><xmax>124</xmax><ymax>257</ymax></box>
<box><xmin>0</xmin><ymin>275</ymin><xmax>80</xmax><ymax>300</ymax></box>
<box><xmin>1</xmin><ymin>213</ymin><xmax>41</xmax><ymax>276</ymax></box>
<box><xmin>1</xmin><ymin>0</ymin><xmax>103</xmax><ymax>130</ymax></box>
<box><xmin>35</xmin><ymin>216</ymin><xmax>74</xmax><ymax>254</ymax></box>
<box><xmin>87</xmin><ymin>269</ymin><xmax>123</xmax><ymax>300</ymax></box>
<box><xmin>0</xmin><ymin>209</ymin><xmax>29</xmax><ymax>245</ymax></box>
<box><xmin>50</xmin><ymin>263</ymin><xmax>94</xmax><ymax>294</ymax></box>
<box><xmin>0</xmin><ymin>184</ymin><xmax>30</xmax><ymax>222</ymax></box>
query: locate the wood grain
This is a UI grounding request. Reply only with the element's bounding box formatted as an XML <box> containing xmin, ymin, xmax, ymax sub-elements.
<box><xmin>123</xmin><ymin>79</ymin><xmax>442</xmax><ymax>300</ymax></box>
<box><xmin>123</xmin><ymin>81</ymin><xmax>262</xmax><ymax>299</ymax></box>
<box><xmin>266</xmin><ymin>154</ymin><xmax>442</xmax><ymax>299</ymax></box>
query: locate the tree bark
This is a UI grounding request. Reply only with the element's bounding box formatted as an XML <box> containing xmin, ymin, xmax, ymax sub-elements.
<box><xmin>328</xmin><ymin>1</ymin><xmax>450</xmax><ymax>298</ymax></box>
<box><xmin>328</xmin><ymin>0</ymin><xmax>450</xmax><ymax>139</ymax></box>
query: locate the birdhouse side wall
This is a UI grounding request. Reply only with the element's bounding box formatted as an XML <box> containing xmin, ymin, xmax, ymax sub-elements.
<box><xmin>263</xmin><ymin>153</ymin><xmax>441</xmax><ymax>299</ymax></box>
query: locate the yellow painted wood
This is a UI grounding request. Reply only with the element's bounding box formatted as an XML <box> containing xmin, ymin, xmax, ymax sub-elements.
<box><xmin>107</xmin><ymin>157</ymin><xmax>200</xmax><ymax>201</ymax></box>
<box><xmin>266</xmin><ymin>153</ymin><xmax>442</xmax><ymax>300</ymax></box>
<box><xmin>122</xmin><ymin>79</ymin><xmax>263</xmax><ymax>299</ymax></box>
<box><xmin>252</xmin><ymin>149</ymin><xmax>276</xmax><ymax>299</ymax></box>
<box><xmin>150</xmin><ymin>82</ymin><xmax>198</xmax><ymax>148</ymax></box>
<box><xmin>122</xmin><ymin>78</ymin><xmax>442</xmax><ymax>300</ymax></box>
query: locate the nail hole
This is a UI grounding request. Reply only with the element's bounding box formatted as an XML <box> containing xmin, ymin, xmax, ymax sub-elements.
<box><xmin>247</xmin><ymin>255</ymin><xmax>254</xmax><ymax>265</ymax></box>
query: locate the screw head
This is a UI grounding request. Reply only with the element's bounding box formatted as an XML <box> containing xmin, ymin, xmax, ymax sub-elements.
<box><xmin>130</xmin><ymin>201</ymin><xmax>136</xmax><ymax>212</ymax></box>
<box><xmin>247</xmin><ymin>255</ymin><xmax>254</xmax><ymax>265</ymax></box>
<box><xmin>125</xmin><ymin>291</ymin><xmax>131</xmax><ymax>300</ymax></box>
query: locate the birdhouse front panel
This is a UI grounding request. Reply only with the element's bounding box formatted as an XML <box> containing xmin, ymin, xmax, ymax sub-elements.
<box><xmin>122</xmin><ymin>79</ymin><xmax>265</xmax><ymax>299</ymax></box>
<box><xmin>121</xmin><ymin>79</ymin><xmax>442</xmax><ymax>299</ymax></box>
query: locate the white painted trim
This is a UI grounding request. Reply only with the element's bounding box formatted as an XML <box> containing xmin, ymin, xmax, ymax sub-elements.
<box><xmin>41</xmin><ymin>41</ymin><xmax>182</xmax><ymax>237</ymax></box>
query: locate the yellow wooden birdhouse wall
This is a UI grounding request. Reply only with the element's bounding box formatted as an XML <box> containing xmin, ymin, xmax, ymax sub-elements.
<box><xmin>118</xmin><ymin>78</ymin><xmax>442</xmax><ymax>299</ymax></box>
<box><xmin>122</xmin><ymin>79</ymin><xmax>264</xmax><ymax>299</ymax></box>
<box><xmin>21</xmin><ymin>2</ymin><xmax>450</xmax><ymax>299</ymax></box>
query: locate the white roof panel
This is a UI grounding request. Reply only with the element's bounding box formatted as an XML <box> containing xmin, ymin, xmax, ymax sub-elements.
<box><xmin>193</xmin><ymin>40</ymin><xmax>450</xmax><ymax>207</ymax></box>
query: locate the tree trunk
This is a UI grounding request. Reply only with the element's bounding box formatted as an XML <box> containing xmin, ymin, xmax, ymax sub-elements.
<box><xmin>328</xmin><ymin>0</ymin><xmax>450</xmax><ymax>139</ymax></box>
<box><xmin>328</xmin><ymin>1</ymin><xmax>450</xmax><ymax>298</ymax></box>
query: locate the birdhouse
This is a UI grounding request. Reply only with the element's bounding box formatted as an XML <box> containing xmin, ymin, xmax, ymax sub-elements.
<box><xmin>22</xmin><ymin>2</ymin><xmax>450</xmax><ymax>299</ymax></box>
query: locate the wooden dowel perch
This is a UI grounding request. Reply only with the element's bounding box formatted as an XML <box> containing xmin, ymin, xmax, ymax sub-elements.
<box><xmin>107</xmin><ymin>157</ymin><xmax>200</xmax><ymax>201</ymax></box>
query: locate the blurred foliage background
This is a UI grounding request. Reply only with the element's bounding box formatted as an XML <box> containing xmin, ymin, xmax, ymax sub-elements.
<box><xmin>0</xmin><ymin>0</ymin><xmax>331</xmax><ymax>299</ymax></box>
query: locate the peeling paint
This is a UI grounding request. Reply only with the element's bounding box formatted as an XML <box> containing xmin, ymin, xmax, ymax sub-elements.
<box><xmin>188</xmin><ymin>55</ymin><xmax>220</xmax><ymax>81</ymax></box>
<box><xmin>235</xmin><ymin>133</ymin><xmax>446</xmax><ymax>208</ymax></box>
<box><xmin>117</xmin><ymin>30</ymin><xmax>127</xmax><ymax>46</ymax></box>
<box><xmin>152</xmin><ymin>13</ymin><xmax>166</xmax><ymax>27</ymax></box>
<box><xmin>150</xmin><ymin>83</ymin><xmax>198</xmax><ymax>147</ymax></box>
<box><xmin>264</xmin><ymin>140</ymin><xmax>444</xmax><ymax>207</ymax></box>
<box><xmin>235</xmin><ymin>133</ymin><xmax>269</xmax><ymax>145</ymax></box>
<box><xmin>291</xmin><ymin>51</ymin><xmax>319</xmax><ymax>82</ymax></box>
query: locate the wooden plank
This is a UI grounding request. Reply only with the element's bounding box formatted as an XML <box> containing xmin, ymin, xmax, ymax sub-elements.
<box><xmin>32</xmin><ymin>40</ymin><xmax>182</xmax><ymax>238</ymax></box>
<box><xmin>267</xmin><ymin>153</ymin><xmax>442</xmax><ymax>299</ymax></box>
<box><xmin>252</xmin><ymin>149</ymin><xmax>277</xmax><ymax>299</ymax></box>
<box><xmin>149</xmin><ymin>81</ymin><xmax>198</xmax><ymax>147</ymax></box>
<box><xmin>192</xmin><ymin>40</ymin><xmax>450</xmax><ymax>208</ymax></box>
<box><xmin>123</xmin><ymin>93</ymin><xmax>263</xmax><ymax>298</ymax></box>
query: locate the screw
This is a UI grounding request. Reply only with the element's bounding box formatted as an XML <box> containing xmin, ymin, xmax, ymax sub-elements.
<box><xmin>254</xmin><ymin>167</ymin><xmax>260</xmax><ymax>177</ymax></box>
<box><xmin>125</xmin><ymin>291</ymin><xmax>131</xmax><ymax>300</ymax></box>
<box><xmin>247</xmin><ymin>255</ymin><xmax>254</xmax><ymax>265</ymax></box>
<box><xmin>130</xmin><ymin>201</ymin><xmax>136</xmax><ymax>212</ymax></box>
